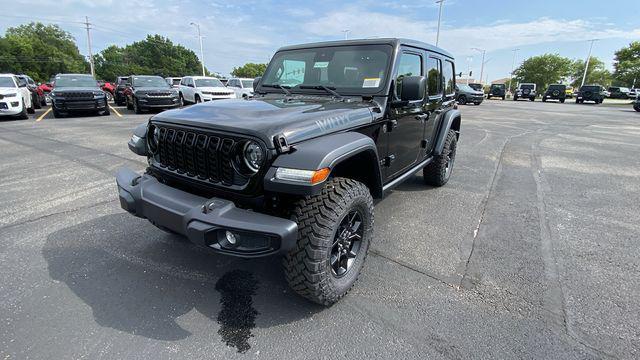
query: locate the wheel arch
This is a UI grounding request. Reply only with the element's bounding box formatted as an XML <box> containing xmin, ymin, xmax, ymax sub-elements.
<box><xmin>434</xmin><ymin>109</ymin><xmax>461</xmax><ymax>156</ymax></box>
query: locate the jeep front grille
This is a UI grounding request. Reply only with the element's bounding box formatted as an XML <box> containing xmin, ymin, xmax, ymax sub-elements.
<box><xmin>154</xmin><ymin>125</ymin><xmax>246</xmax><ymax>186</ymax></box>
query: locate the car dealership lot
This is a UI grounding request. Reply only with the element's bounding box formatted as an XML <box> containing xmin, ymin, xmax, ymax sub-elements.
<box><xmin>1</xmin><ymin>102</ymin><xmax>638</xmax><ymax>359</ymax></box>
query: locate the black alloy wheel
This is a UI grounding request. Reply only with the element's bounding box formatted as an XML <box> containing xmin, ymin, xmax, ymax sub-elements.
<box><xmin>330</xmin><ymin>210</ymin><xmax>364</xmax><ymax>278</ymax></box>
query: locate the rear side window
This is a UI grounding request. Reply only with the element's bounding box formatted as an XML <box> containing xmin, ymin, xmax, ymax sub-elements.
<box><xmin>426</xmin><ymin>56</ymin><xmax>442</xmax><ymax>96</ymax></box>
<box><xmin>443</xmin><ymin>60</ymin><xmax>455</xmax><ymax>96</ymax></box>
<box><xmin>395</xmin><ymin>52</ymin><xmax>422</xmax><ymax>99</ymax></box>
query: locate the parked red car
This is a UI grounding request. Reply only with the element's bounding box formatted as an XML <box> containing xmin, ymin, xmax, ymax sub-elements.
<box><xmin>98</xmin><ymin>80</ymin><xmax>115</xmax><ymax>102</ymax></box>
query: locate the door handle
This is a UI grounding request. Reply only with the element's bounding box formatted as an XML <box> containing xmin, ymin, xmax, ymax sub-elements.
<box><xmin>434</xmin><ymin>109</ymin><xmax>443</xmax><ymax>114</ymax></box>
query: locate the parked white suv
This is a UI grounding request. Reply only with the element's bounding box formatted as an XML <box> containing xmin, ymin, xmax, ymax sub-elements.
<box><xmin>514</xmin><ymin>83</ymin><xmax>537</xmax><ymax>101</ymax></box>
<box><xmin>226</xmin><ymin>77</ymin><xmax>255</xmax><ymax>98</ymax></box>
<box><xmin>0</xmin><ymin>74</ymin><xmax>34</xmax><ymax>119</ymax></box>
<box><xmin>165</xmin><ymin>77</ymin><xmax>182</xmax><ymax>88</ymax></box>
<box><xmin>178</xmin><ymin>76</ymin><xmax>235</xmax><ymax>104</ymax></box>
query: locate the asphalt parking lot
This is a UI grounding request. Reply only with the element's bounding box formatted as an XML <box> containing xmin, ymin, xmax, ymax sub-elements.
<box><xmin>1</xmin><ymin>100</ymin><xmax>638</xmax><ymax>359</ymax></box>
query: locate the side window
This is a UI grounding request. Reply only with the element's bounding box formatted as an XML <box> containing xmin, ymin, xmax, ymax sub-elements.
<box><xmin>443</xmin><ymin>60</ymin><xmax>455</xmax><ymax>96</ymax></box>
<box><xmin>279</xmin><ymin>59</ymin><xmax>305</xmax><ymax>87</ymax></box>
<box><xmin>395</xmin><ymin>52</ymin><xmax>422</xmax><ymax>99</ymax></box>
<box><xmin>426</xmin><ymin>56</ymin><xmax>442</xmax><ymax>96</ymax></box>
<box><xmin>180</xmin><ymin>78</ymin><xmax>187</xmax><ymax>86</ymax></box>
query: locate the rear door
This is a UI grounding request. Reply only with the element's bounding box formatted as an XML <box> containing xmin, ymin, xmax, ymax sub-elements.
<box><xmin>423</xmin><ymin>54</ymin><xmax>444</xmax><ymax>157</ymax></box>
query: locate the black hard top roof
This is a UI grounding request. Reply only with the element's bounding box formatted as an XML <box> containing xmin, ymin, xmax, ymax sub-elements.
<box><xmin>277</xmin><ymin>38</ymin><xmax>454</xmax><ymax>59</ymax></box>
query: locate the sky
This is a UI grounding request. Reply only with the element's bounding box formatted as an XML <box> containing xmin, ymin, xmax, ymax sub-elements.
<box><xmin>2</xmin><ymin>0</ymin><xmax>639</xmax><ymax>82</ymax></box>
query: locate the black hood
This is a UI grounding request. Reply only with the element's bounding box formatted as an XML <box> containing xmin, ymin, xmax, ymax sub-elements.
<box><xmin>151</xmin><ymin>96</ymin><xmax>376</xmax><ymax>148</ymax></box>
<box><xmin>53</xmin><ymin>87</ymin><xmax>100</xmax><ymax>92</ymax></box>
<box><xmin>134</xmin><ymin>87</ymin><xmax>174</xmax><ymax>93</ymax></box>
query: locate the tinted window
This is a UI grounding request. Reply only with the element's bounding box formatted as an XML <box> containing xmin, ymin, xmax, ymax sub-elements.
<box><xmin>395</xmin><ymin>52</ymin><xmax>422</xmax><ymax>98</ymax></box>
<box><xmin>443</xmin><ymin>60</ymin><xmax>455</xmax><ymax>95</ymax></box>
<box><xmin>491</xmin><ymin>84</ymin><xmax>505</xmax><ymax>89</ymax></box>
<box><xmin>520</xmin><ymin>84</ymin><xmax>535</xmax><ymax>90</ymax></box>
<box><xmin>54</xmin><ymin>75</ymin><xmax>98</xmax><ymax>88</ymax></box>
<box><xmin>195</xmin><ymin>78</ymin><xmax>224</xmax><ymax>87</ymax></box>
<box><xmin>242</xmin><ymin>80</ymin><xmax>254</xmax><ymax>88</ymax></box>
<box><xmin>548</xmin><ymin>85</ymin><xmax>565</xmax><ymax>90</ymax></box>
<box><xmin>426</xmin><ymin>56</ymin><xmax>441</xmax><ymax>96</ymax></box>
<box><xmin>0</xmin><ymin>77</ymin><xmax>16</xmax><ymax>87</ymax></box>
<box><xmin>133</xmin><ymin>76</ymin><xmax>169</xmax><ymax>87</ymax></box>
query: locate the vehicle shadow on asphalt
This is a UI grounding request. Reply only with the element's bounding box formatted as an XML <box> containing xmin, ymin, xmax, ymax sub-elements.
<box><xmin>42</xmin><ymin>213</ymin><xmax>321</xmax><ymax>346</ymax></box>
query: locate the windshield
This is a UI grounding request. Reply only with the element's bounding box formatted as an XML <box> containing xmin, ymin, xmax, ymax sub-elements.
<box><xmin>548</xmin><ymin>85</ymin><xmax>565</xmax><ymax>90</ymax></box>
<box><xmin>0</xmin><ymin>77</ymin><xmax>16</xmax><ymax>87</ymax></box>
<box><xmin>195</xmin><ymin>78</ymin><xmax>224</xmax><ymax>87</ymax></box>
<box><xmin>491</xmin><ymin>84</ymin><xmax>505</xmax><ymax>89</ymax></box>
<box><xmin>581</xmin><ymin>86</ymin><xmax>600</xmax><ymax>91</ymax></box>
<box><xmin>520</xmin><ymin>84</ymin><xmax>534</xmax><ymax>90</ymax></box>
<box><xmin>133</xmin><ymin>76</ymin><xmax>169</xmax><ymax>88</ymax></box>
<box><xmin>171</xmin><ymin>78</ymin><xmax>182</xmax><ymax>85</ymax></box>
<box><xmin>242</xmin><ymin>80</ymin><xmax>254</xmax><ymax>88</ymax></box>
<box><xmin>261</xmin><ymin>44</ymin><xmax>392</xmax><ymax>94</ymax></box>
<box><xmin>54</xmin><ymin>75</ymin><xmax>98</xmax><ymax>88</ymax></box>
<box><xmin>458</xmin><ymin>85</ymin><xmax>475</xmax><ymax>92</ymax></box>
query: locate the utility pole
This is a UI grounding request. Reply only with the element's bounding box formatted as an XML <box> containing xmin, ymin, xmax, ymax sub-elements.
<box><xmin>471</xmin><ymin>47</ymin><xmax>486</xmax><ymax>85</ymax></box>
<box><xmin>435</xmin><ymin>0</ymin><xmax>444</xmax><ymax>46</ymax></box>
<box><xmin>508</xmin><ymin>48</ymin><xmax>520</xmax><ymax>95</ymax></box>
<box><xmin>342</xmin><ymin>29</ymin><xmax>350</xmax><ymax>40</ymax></box>
<box><xmin>190</xmin><ymin>22</ymin><xmax>206</xmax><ymax>76</ymax></box>
<box><xmin>581</xmin><ymin>39</ymin><xmax>598</xmax><ymax>88</ymax></box>
<box><xmin>83</xmin><ymin>16</ymin><xmax>94</xmax><ymax>77</ymax></box>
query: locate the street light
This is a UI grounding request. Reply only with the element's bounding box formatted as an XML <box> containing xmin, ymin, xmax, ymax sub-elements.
<box><xmin>190</xmin><ymin>22</ymin><xmax>206</xmax><ymax>76</ymax></box>
<box><xmin>581</xmin><ymin>39</ymin><xmax>598</xmax><ymax>88</ymax></box>
<box><xmin>507</xmin><ymin>48</ymin><xmax>520</xmax><ymax>95</ymax></box>
<box><xmin>471</xmin><ymin>47</ymin><xmax>486</xmax><ymax>85</ymax></box>
<box><xmin>435</xmin><ymin>0</ymin><xmax>445</xmax><ymax>46</ymax></box>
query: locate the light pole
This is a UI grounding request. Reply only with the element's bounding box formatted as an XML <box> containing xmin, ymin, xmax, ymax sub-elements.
<box><xmin>342</xmin><ymin>29</ymin><xmax>350</xmax><ymax>40</ymax></box>
<box><xmin>190</xmin><ymin>22</ymin><xmax>206</xmax><ymax>76</ymax></box>
<box><xmin>471</xmin><ymin>47</ymin><xmax>486</xmax><ymax>85</ymax></box>
<box><xmin>580</xmin><ymin>39</ymin><xmax>598</xmax><ymax>88</ymax></box>
<box><xmin>508</xmin><ymin>48</ymin><xmax>520</xmax><ymax>95</ymax></box>
<box><xmin>435</xmin><ymin>0</ymin><xmax>445</xmax><ymax>46</ymax></box>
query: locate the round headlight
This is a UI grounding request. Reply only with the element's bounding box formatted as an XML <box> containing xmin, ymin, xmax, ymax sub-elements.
<box><xmin>242</xmin><ymin>141</ymin><xmax>264</xmax><ymax>173</ymax></box>
<box><xmin>147</xmin><ymin>124</ymin><xmax>159</xmax><ymax>154</ymax></box>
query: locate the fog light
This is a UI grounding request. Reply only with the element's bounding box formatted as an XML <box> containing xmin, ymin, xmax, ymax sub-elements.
<box><xmin>225</xmin><ymin>230</ymin><xmax>237</xmax><ymax>245</ymax></box>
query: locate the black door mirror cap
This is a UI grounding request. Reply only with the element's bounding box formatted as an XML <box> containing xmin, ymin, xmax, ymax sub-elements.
<box><xmin>253</xmin><ymin>76</ymin><xmax>262</xmax><ymax>90</ymax></box>
<box><xmin>400</xmin><ymin>76</ymin><xmax>427</xmax><ymax>102</ymax></box>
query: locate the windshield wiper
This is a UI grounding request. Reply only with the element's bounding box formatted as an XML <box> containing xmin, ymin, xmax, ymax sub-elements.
<box><xmin>299</xmin><ymin>85</ymin><xmax>344</xmax><ymax>100</ymax></box>
<box><xmin>261</xmin><ymin>83</ymin><xmax>292</xmax><ymax>96</ymax></box>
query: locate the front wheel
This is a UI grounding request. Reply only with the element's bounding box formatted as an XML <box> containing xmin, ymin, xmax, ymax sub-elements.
<box><xmin>457</xmin><ymin>95</ymin><xmax>467</xmax><ymax>105</ymax></box>
<box><xmin>283</xmin><ymin>178</ymin><xmax>374</xmax><ymax>306</ymax></box>
<box><xmin>423</xmin><ymin>129</ymin><xmax>457</xmax><ymax>186</ymax></box>
<box><xmin>634</xmin><ymin>104</ymin><xmax>640</xmax><ymax>112</ymax></box>
<box><xmin>134</xmin><ymin>98</ymin><xmax>143</xmax><ymax>114</ymax></box>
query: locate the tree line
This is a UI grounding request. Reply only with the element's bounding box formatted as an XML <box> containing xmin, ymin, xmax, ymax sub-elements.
<box><xmin>512</xmin><ymin>42</ymin><xmax>640</xmax><ymax>91</ymax></box>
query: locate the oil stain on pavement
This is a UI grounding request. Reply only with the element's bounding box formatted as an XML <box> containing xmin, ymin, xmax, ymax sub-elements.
<box><xmin>215</xmin><ymin>270</ymin><xmax>259</xmax><ymax>353</ymax></box>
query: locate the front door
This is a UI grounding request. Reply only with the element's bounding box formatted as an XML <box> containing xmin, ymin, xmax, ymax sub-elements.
<box><xmin>385</xmin><ymin>49</ymin><xmax>427</xmax><ymax>181</ymax></box>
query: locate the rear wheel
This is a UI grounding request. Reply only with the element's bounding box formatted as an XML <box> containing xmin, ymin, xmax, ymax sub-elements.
<box><xmin>423</xmin><ymin>129</ymin><xmax>457</xmax><ymax>187</ymax></box>
<box><xmin>133</xmin><ymin>98</ymin><xmax>143</xmax><ymax>114</ymax></box>
<box><xmin>52</xmin><ymin>107</ymin><xmax>63</xmax><ymax>118</ymax></box>
<box><xmin>283</xmin><ymin>178</ymin><xmax>374</xmax><ymax>306</ymax></box>
<box><xmin>560</xmin><ymin>98</ymin><xmax>565</xmax><ymax>103</ymax></box>
<box><xmin>542</xmin><ymin>97</ymin><xmax>547</xmax><ymax>102</ymax></box>
<box><xmin>634</xmin><ymin>103</ymin><xmax>640</xmax><ymax>112</ymax></box>
<box><xmin>513</xmin><ymin>95</ymin><xmax>518</xmax><ymax>101</ymax></box>
<box><xmin>18</xmin><ymin>103</ymin><xmax>29</xmax><ymax>119</ymax></box>
<box><xmin>530</xmin><ymin>97</ymin><xmax>535</xmax><ymax>102</ymax></box>
<box><xmin>502</xmin><ymin>95</ymin><xmax>506</xmax><ymax>100</ymax></box>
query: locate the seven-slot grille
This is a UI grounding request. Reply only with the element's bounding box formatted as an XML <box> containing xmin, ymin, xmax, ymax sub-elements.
<box><xmin>154</xmin><ymin>125</ymin><xmax>242</xmax><ymax>186</ymax></box>
<box><xmin>147</xmin><ymin>91</ymin><xmax>173</xmax><ymax>97</ymax></box>
<box><xmin>202</xmin><ymin>91</ymin><xmax>233</xmax><ymax>96</ymax></box>
<box><xmin>62</xmin><ymin>91</ymin><xmax>94</xmax><ymax>100</ymax></box>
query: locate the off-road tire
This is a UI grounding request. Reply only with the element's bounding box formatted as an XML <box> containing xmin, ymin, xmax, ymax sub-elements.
<box><xmin>457</xmin><ymin>95</ymin><xmax>467</xmax><ymax>105</ymax></box>
<box><xmin>513</xmin><ymin>95</ymin><xmax>518</xmax><ymax>101</ymax></box>
<box><xmin>283</xmin><ymin>177</ymin><xmax>374</xmax><ymax>306</ymax></box>
<box><xmin>502</xmin><ymin>96</ymin><xmax>506</xmax><ymax>100</ymax></box>
<box><xmin>560</xmin><ymin>98</ymin><xmax>565</xmax><ymax>103</ymax></box>
<box><xmin>487</xmin><ymin>95</ymin><xmax>491</xmax><ymax>99</ymax></box>
<box><xmin>529</xmin><ymin>97</ymin><xmax>535</xmax><ymax>101</ymax></box>
<box><xmin>542</xmin><ymin>96</ymin><xmax>547</xmax><ymax>102</ymax></box>
<box><xmin>27</xmin><ymin>104</ymin><xmax>35</xmax><ymax>114</ymax></box>
<box><xmin>634</xmin><ymin>103</ymin><xmax>640</xmax><ymax>112</ymax></box>
<box><xmin>423</xmin><ymin>129</ymin><xmax>457</xmax><ymax>187</ymax></box>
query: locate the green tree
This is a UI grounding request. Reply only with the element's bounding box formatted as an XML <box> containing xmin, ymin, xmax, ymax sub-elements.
<box><xmin>94</xmin><ymin>35</ymin><xmax>205</xmax><ymax>81</ymax></box>
<box><xmin>0</xmin><ymin>22</ymin><xmax>88</xmax><ymax>82</ymax></box>
<box><xmin>612</xmin><ymin>41</ymin><xmax>640</xmax><ymax>87</ymax></box>
<box><xmin>231</xmin><ymin>63</ymin><xmax>267</xmax><ymax>78</ymax></box>
<box><xmin>513</xmin><ymin>54</ymin><xmax>573</xmax><ymax>92</ymax></box>
<box><xmin>570</xmin><ymin>57</ymin><xmax>612</xmax><ymax>88</ymax></box>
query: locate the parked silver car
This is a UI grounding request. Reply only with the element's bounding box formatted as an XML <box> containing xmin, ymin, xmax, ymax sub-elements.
<box><xmin>226</xmin><ymin>77</ymin><xmax>255</xmax><ymax>98</ymax></box>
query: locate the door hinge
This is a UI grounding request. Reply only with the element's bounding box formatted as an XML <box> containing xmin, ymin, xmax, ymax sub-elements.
<box><xmin>380</xmin><ymin>155</ymin><xmax>395</xmax><ymax>167</ymax></box>
<box><xmin>384</xmin><ymin>120</ymin><xmax>398</xmax><ymax>133</ymax></box>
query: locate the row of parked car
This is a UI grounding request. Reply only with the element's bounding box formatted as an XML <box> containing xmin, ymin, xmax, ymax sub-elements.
<box><xmin>0</xmin><ymin>73</ymin><xmax>44</xmax><ymax>119</ymax></box>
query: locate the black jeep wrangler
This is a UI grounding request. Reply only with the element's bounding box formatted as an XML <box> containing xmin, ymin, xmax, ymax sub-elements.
<box><xmin>116</xmin><ymin>38</ymin><xmax>461</xmax><ymax>305</ymax></box>
<box><xmin>542</xmin><ymin>84</ymin><xmax>566</xmax><ymax>103</ymax></box>
<box><xmin>576</xmin><ymin>85</ymin><xmax>605</xmax><ymax>104</ymax></box>
<box><xmin>487</xmin><ymin>83</ymin><xmax>506</xmax><ymax>100</ymax></box>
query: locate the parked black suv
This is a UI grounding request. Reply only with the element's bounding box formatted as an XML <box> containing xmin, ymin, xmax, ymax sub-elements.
<box><xmin>542</xmin><ymin>84</ymin><xmax>566</xmax><ymax>103</ymax></box>
<box><xmin>117</xmin><ymin>38</ymin><xmax>461</xmax><ymax>305</ymax></box>
<box><xmin>114</xmin><ymin>76</ymin><xmax>129</xmax><ymax>106</ymax></box>
<box><xmin>455</xmin><ymin>84</ymin><xmax>483</xmax><ymax>105</ymax></box>
<box><xmin>487</xmin><ymin>83</ymin><xmax>506</xmax><ymax>100</ymax></box>
<box><xmin>576</xmin><ymin>85</ymin><xmax>605</xmax><ymax>104</ymax></box>
<box><xmin>124</xmin><ymin>75</ymin><xmax>180</xmax><ymax>114</ymax></box>
<box><xmin>49</xmin><ymin>74</ymin><xmax>109</xmax><ymax>118</ymax></box>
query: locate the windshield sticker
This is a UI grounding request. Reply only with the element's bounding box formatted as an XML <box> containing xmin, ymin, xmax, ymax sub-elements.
<box><xmin>363</xmin><ymin>78</ymin><xmax>380</xmax><ymax>88</ymax></box>
<box><xmin>313</xmin><ymin>62</ymin><xmax>329</xmax><ymax>68</ymax></box>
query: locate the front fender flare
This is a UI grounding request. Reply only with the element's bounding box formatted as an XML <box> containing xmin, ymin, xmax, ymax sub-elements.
<box><xmin>264</xmin><ymin>132</ymin><xmax>382</xmax><ymax>196</ymax></box>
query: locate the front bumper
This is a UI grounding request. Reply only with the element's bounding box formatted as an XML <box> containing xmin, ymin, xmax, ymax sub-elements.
<box><xmin>0</xmin><ymin>99</ymin><xmax>23</xmax><ymax>116</ymax></box>
<box><xmin>53</xmin><ymin>98</ymin><xmax>107</xmax><ymax>111</ymax></box>
<box><xmin>138</xmin><ymin>97</ymin><xmax>181</xmax><ymax>109</ymax></box>
<box><xmin>116</xmin><ymin>168</ymin><xmax>298</xmax><ymax>258</ymax></box>
<box><xmin>201</xmin><ymin>94</ymin><xmax>235</xmax><ymax>101</ymax></box>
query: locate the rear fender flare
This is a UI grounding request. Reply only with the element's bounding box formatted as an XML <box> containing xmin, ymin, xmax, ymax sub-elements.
<box><xmin>434</xmin><ymin>109</ymin><xmax>461</xmax><ymax>156</ymax></box>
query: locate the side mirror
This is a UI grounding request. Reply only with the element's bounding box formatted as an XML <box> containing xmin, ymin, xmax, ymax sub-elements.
<box><xmin>400</xmin><ymin>76</ymin><xmax>427</xmax><ymax>102</ymax></box>
<box><xmin>253</xmin><ymin>76</ymin><xmax>262</xmax><ymax>90</ymax></box>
